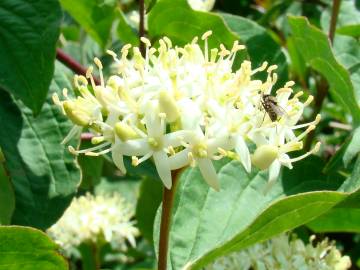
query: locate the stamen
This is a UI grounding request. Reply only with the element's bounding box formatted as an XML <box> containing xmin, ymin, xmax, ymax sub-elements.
<box><xmin>85</xmin><ymin>147</ymin><xmax>112</xmax><ymax>156</ymax></box>
<box><xmin>94</xmin><ymin>57</ymin><xmax>104</xmax><ymax>86</ymax></box>
<box><xmin>284</xmin><ymin>81</ymin><xmax>295</xmax><ymax>88</ymax></box>
<box><xmin>201</xmin><ymin>31</ymin><xmax>212</xmax><ymax>40</ymax></box>
<box><xmin>293</xmin><ymin>91</ymin><xmax>303</xmax><ymax>99</ymax></box>
<box><xmin>304</xmin><ymin>95</ymin><xmax>314</xmax><ymax>106</ymax></box>
<box><xmin>132</xmin><ymin>156</ymin><xmax>139</xmax><ymax>166</ymax></box>
<box><xmin>137</xmin><ymin>152</ymin><xmax>153</xmax><ymax>164</ymax></box>
<box><xmin>62</xmin><ymin>88</ymin><xmax>68</xmax><ymax>98</ymax></box>
<box><xmin>52</xmin><ymin>93</ymin><xmax>61</xmax><ymax>106</ymax></box>
<box><xmin>62</xmin><ymin>126</ymin><xmax>82</xmax><ymax>144</ymax></box>
<box><xmin>287</xmin><ymin>142</ymin><xmax>321</xmax><ymax>163</ymax></box>
<box><xmin>86</xmin><ymin>66</ymin><xmax>96</xmax><ymax>88</ymax></box>
<box><xmin>73</xmin><ymin>142</ymin><xmax>111</xmax><ymax>155</ymax></box>
<box><xmin>295</xmin><ymin>125</ymin><xmax>315</xmax><ymax>141</ymax></box>
<box><xmin>191</xmin><ymin>36</ymin><xmax>198</xmax><ymax>44</ymax></box>
<box><xmin>292</xmin><ymin>114</ymin><xmax>321</xmax><ymax>129</ymax></box>
<box><xmin>140</xmin><ymin>37</ymin><xmax>151</xmax><ymax>47</ymax></box>
<box><xmin>163</xmin><ymin>36</ymin><xmax>172</xmax><ymax>48</ymax></box>
<box><xmin>188</xmin><ymin>152</ymin><xmax>196</xmax><ymax>167</ymax></box>
<box><xmin>251</xmin><ymin>61</ymin><xmax>268</xmax><ymax>75</ymax></box>
<box><xmin>106</xmin><ymin>50</ymin><xmax>117</xmax><ymax>58</ymax></box>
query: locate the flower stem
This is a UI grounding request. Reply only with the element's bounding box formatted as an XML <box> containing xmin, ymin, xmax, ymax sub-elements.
<box><xmin>158</xmin><ymin>169</ymin><xmax>181</xmax><ymax>270</ymax></box>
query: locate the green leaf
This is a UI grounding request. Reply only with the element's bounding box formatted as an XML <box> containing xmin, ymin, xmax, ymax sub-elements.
<box><xmin>308</xmin><ymin>156</ymin><xmax>360</xmax><ymax>232</ymax></box>
<box><xmin>0</xmin><ymin>164</ymin><xmax>15</xmax><ymax>225</ymax></box>
<box><xmin>0</xmin><ymin>68</ymin><xmax>81</xmax><ymax>230</ymax></box>
<box><xmin>221</xmin><ymin>13</ymin><xmax>288</xmax><ymax>85</ymax></box>
<box><xmin>116</xmin><ymin>10</ymin><xmax>139</xmax><ymax>46</ymax></box>
<box><xmin>154</xmin><ymin>158</ymin><xmax>359</xmax><ymax>270</ymax></box>
<box><xmin>59</xmin><ymin>0</ymin><xmax>117</xmax><ymax>48</ymax></box>
<box><xmin>78</xmin><ymin>141</ymin><xmax>104</xmax><ymax>190</ymax></box>
<box><xmin>337</xmin><ymin>24</ymin><xmax>360</xmax><ymax>38</ymax></box>
<box><xmin>0</xmin><ymin>0</ymin><xmax>61</xmax><ymax>114</ymax></box>
<box><xmin>136</xmin><ymin>178</ymin><xmax>163</xmax><ymax>243</ymax></box>
<box><xmin>343</xmin><ymin>126</ymin><xmax>360</xmax><ymax>167</ymax></box>
<box><xmin>0</xmin><ymin>226</ymin><xmax>67</xmax><ymax>270</ymax></box>
<box><xmin>148</xmin><ymin>0</ymin><xmax>247</xmax><ymax>64</ymax></box>
<box><xmin>288</xmin><ymin>16</ymin><xmax>360</xmax><ymax>125</ymax></box>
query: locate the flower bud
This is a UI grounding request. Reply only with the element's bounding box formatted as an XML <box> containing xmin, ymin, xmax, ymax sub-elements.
<box><xmin>159</xmin><ymin>90</ymin><xmax>180</xmax><ymax>123</ymax></box>
<box><xmin>251</xmin><ymin>145</ymin><xmax>278</xmax><ymax>170</ymax></box>
<box><xmin>115</xmin><ymin>122</ymin><xmax>138</xmax><ymax>141</ymax></box>
<box><xmin>63</xmin><ymin>101</ymin><xmax>90</xmax><ymax>127</ymax></box>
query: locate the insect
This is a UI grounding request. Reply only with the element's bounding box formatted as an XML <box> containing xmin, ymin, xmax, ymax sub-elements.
<box><xmin>260</xmin><ymin>93</ymin><xmax>286</xmax><ymax>123</ymax></box>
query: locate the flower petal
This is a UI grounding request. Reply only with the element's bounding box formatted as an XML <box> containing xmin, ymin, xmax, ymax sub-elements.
<box><xmin>197</xmin><ymin>158</ymin><xmax>220</xmax><ymax>191</ymax></box>
<box><xmin>153</xmin><ymin>151</ymin><xmax>172</xmax><ymax>189</ymax></box>
<box><xmin>235</xmin><ymin>136</ymin><xmax>251</xmax><ymax>173</ymax></box>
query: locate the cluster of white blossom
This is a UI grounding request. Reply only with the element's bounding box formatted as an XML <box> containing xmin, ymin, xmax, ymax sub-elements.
<box><xmin>47</xmin><ymin>193</ymin><xmax>139</xmax><ymax>257</ymax></box>
<box><xmin>53</xmin><ymin>31</ymin><xmax>320</xmax><ymax>190</ymax></box>
<box><xmin>206</xmin><ymin>234</ymin><xmax>351</xmax><ymax>270</ymax></box>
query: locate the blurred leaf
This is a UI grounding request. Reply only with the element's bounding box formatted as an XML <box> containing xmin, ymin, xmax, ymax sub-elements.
<box><xmin>288</xmin><ymin>16</ymin><xmax>360</xmax><ymax>125</ymax></box>
<box><xmin>78</xmin><ymin>141</ymin><xmax>104</xmax><ymax>190</ymax></box>
<box><xmin>96</xmin><ymin>177</ymin><xmax>140</xmax><ymax>206</ymax></box>
<box><xmin>343</xmin><ymin>127</ymin><xmax>360</xmax><ymax>167</ymax></box>
<box><xmin>116</xmin><ymin>10</ymin><xmax>139</xmax><ymax>46</ymax></box>
<box><xmin>321</xmin><ymin>1</ymin><xmax>360</xmax><ymax>32</ymax></box>
<box><xmin>287</xmin><ymin>36</ymin><xmax>307</xmax><ymax>84</ymax></box>
<box><xmin>337</xmin><ymin>24</ymin><xmax>360</xmax><ymax>38</ymax></box>
<box><xmin>148</xmin><ymin>0</ymin><xmax>247</xmax><ymax>64</ymax></box>
<box><xmin>0</xmin><ymin>68</ymin><xmax>81</xmax><ymax>230</ymax></box>
<box><xmin>145</xmin><ymin>0</ymin><xmax>157</xmax><ymax>13</ymax></box>
<box><xmin>221</xmin><ymin>13</ymin><xmax>288</xmax><ymax>85</ymax></box>
<box><xmin>59</xmin><ymin>0</ymin><xmax>117</xmax><ymax>48</ymax></box>
<box><xmin>0</xmin><ymin>0</ymin><xmax>61</xmax><ymax>114</ymax></box>
<box><xmin>153</xmin><ymin>158</ymin><xmax>359</xmax><ymax>269</ymax></box>
<box><xmin>0</xmin><ymin>226</ymin><xmax>67</xmax><ymax>270</ymax></box>
<box><xmin>136</xmin><ymin>178</ymin><xmax>162</xmax><ymax>243</ymax></box>
<box><xmin>323</xmin><ymin>137</ymin><xmax>351</xmax><ymax>174</ymax></box>
<box><xmin>0</xmin><ymin>164</ymin><xmax>15</xmax><ymax>225</ymax></box>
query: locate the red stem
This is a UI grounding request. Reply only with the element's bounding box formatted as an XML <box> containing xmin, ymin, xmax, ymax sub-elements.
<box><xmin>56</xmin><ymin>48</ymin><xmax>100</xmax><ymax>85</ymax></box>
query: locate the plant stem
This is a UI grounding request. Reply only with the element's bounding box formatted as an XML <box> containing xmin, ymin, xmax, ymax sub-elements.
<box><xmin>305</xmin><ymin>0</ymin><xmax>341</xmax><ymax>150</ymax></box>
<box><xmin>56</xmin><ymin>48</ymin><xmax>100</xmax><ymax>85</ymax></box>
<box><xmin>158</xmin><ymin>169</ymin><xmax>181</xmax><ymax>270</ymax></box>
<box><xmin>139</xmin><ymin>0</ymin><xmax>146</xmax><ymax>57</ymax></box>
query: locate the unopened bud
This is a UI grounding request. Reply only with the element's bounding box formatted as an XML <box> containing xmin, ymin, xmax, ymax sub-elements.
<box><xmin>159</xmin><ymin>90</ymin><xmax>179</xmax><ymax>123</ymax></box>
<box><xmin>251</xmin><ymin>145</ymin><xmax>278</xmax><ymax>170</ymax></box>
<box><xmin>115</xmin><ymin>122</ymin><xmax>138</xmax><ymax>141</ymax></box>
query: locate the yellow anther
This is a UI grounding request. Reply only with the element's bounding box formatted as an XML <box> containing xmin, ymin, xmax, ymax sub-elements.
<box><xmin>106</xmin><ymin>50</ymin><xmax>117</xmax><ymax>58</ymax></box>
<box><xmin>94</xmin><ymin>57</ymin><xmax>103</xmax><ymax>69</ymax></box>
<box><xmin>284</xmin><ymin>81</ymin><xmax>295</xmax><ymax>88</ymax></box>
<box><xmin>52</xmin><ymin>93</ymin><xmax>61</xmax><ymax>105</ymax></box>
<box><xmin>62</xmin><ymin>88</ymin><xmax>68</xmax><ymax>97</ymax></box>
<box><xmin>132</xmin><ymin>156</ymin><xmax>139</xmax><ymax>166</ymax></box>
<box><xmin>163</xmin><ymin>36</ymin><xmax>172</xmax><ymax>48</ymax></box>
<box><xmin>201</xmin><ymin>30</ymin><xmax>212</xmax><ymax>40</ymax></box>
<box><xmin>140</xmin><ymin>37</ymin><xmax>151</xmax><ymax>47</ymax></box>
<box><xmin>86</xmin><ymin>66</ymin><xmax>93</xmax><ymax>78</ymax></box>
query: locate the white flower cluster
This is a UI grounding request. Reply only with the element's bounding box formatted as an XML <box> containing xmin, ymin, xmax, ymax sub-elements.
<box><xmin>47</xmin><ymin>193</ymin><xmax>139</xmax><ymax>257</ymax></box>
<box><xmin>206</xmin><ymin>234</ymin><xmax>351</xmax><ymax>270</ymax></box>
<box><xmin>54</xmin><ymin>31</ymin><xmax>320</xmax><ymax>190</ymax></box>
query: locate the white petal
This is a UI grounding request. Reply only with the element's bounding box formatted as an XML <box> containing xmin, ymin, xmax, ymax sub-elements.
<box><xmin>268</xmin><ymin>160</ymin><xmax>281</xmax><ymax>183</ymax></box>
<box><xmin>197</xmin><ymin>158</ymin><xmax>220</xmax><ymax>191</ymax></box>
<box><xmin>143</xmin><ymin>101</ymin><xmax>162</xmax><ymax>137</ymax></box>
<box><xmin>112</xmin><ymin>146</ymin><xmax>126</xmax><ymax>174</ymax></box>
<box><xmin>121</xmin><ymin>138</ymin><xmax>151</xmax><ymax>156</ymax></box>
<box><xmin>169</xmin><ymin>149</ymin><xmax>190</xmax><ymax>170</ymax></box>
<box><xmin>235</xmin><ymin>136</ymin><xmax>251</xmax><ymax>173</ymax></box>
<box><xmin>153</xmin><ymin>151</ymin><xmax>172</xmax><ymax>189</ymax></box>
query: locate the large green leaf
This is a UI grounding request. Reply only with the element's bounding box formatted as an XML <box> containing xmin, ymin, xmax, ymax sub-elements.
<box><xmin>60</xmin><ymin>0</ymin><xmax>117</xmax><ymax>48</ymax></box>
<box><xmin>153</xmin><ymin>157</ymin><xmax>360</xmax><ymax>270</ymax></box>
<box><xmin>337</xmin><ymin>25</ymin><xmax>360</xmax><ymax>38</ymax></box>
<box><xmin>307</xmin><ymin>156</ymin><xmax>360</xmax><ymax>232</ymax></box>
<box><xmin>0</xmin><ymin>226</ymin><xmax>67</xmax><ymax>270</ymax></box>
<box><xmin>0</xmin><ymin>0</ymin><xmax>61</xmax><ymax>114</ymax></box>
<box><xmin>221</xmin><ymin>13</ymin><xmax>288</xmax><ymax>86</ymax></box>
<box><xmin>0</xmin><ymin>164</ymin><xmax>15</xmax><ymax>225</ymax></box>
<box><xmin>148</xmin><ymin>0</ymin><xmax>247</xmax><ymax>64</ymax></box>
<box><xmin>288</xmin><ymin>16</ymin><xmax>360</xmax><ymax>125</ymax></box>
<box><xmin>0</xmin><ymin>68</ymin><xmax>81</xmax><ymax>230</ymax></box>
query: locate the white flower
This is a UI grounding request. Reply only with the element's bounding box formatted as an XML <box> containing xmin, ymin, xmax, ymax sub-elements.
<box><xmin>54</xmin><ymin>31</ymin><xmax>320</xmax><ymax>190</ymax></box>
<box><xmin>206</xmin><ymin>233</ymin><xmax>351</xmax><ymax>270</ymax></box>
<box><xmin>188</xmin><ymin>0</ymin><xmax>215</xmax><ymax>11</ymax></box>
<box><xmin>47</xmin><ymin>193</ymin><xmax>139</xmax><ymax>258</ymax></box>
